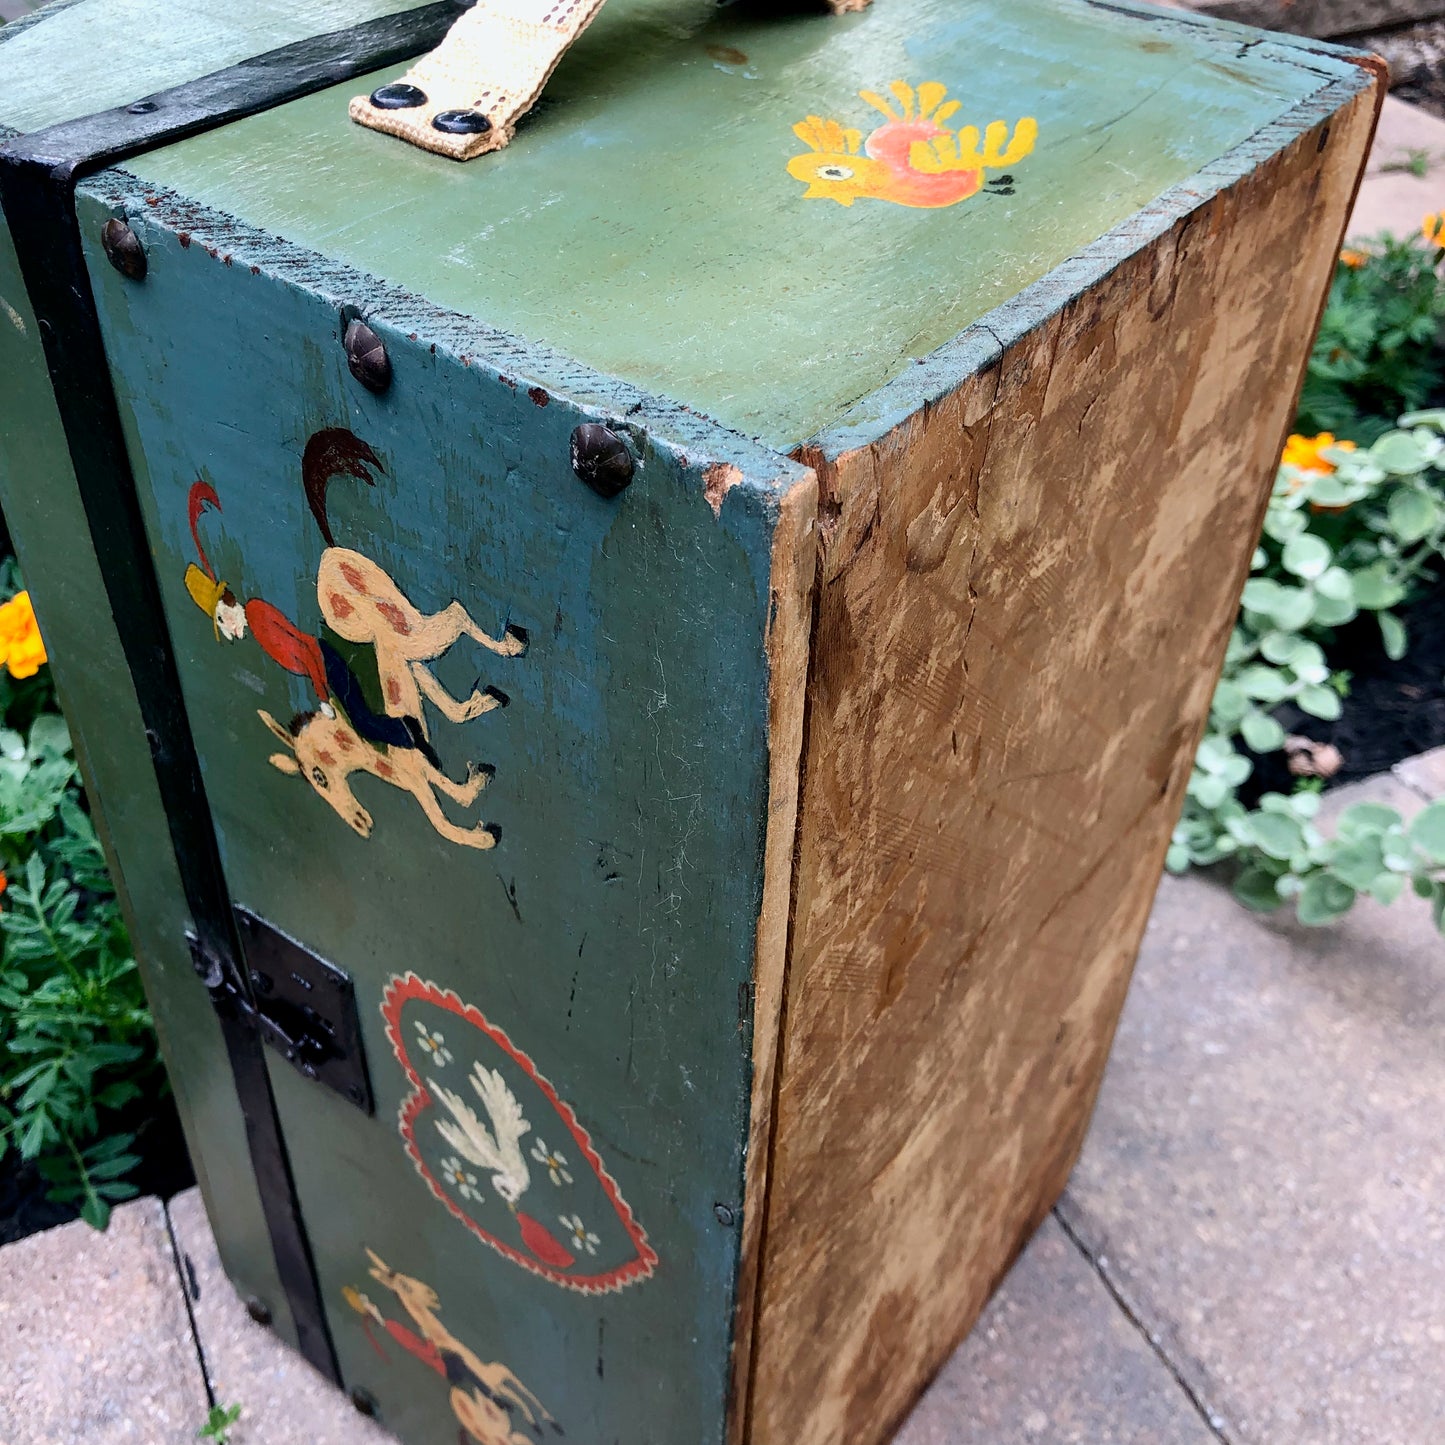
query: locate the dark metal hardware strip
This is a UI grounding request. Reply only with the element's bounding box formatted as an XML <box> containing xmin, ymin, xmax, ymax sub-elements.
<box><xmin>0</xmin><ymin>0</ymin><xmax>469</xmax><ymax>1384</ymax></box>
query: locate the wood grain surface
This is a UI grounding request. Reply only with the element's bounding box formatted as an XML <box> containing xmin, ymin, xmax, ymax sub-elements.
<box><xmin>745</xmin><ymin>67</ymin><xmax>1382</xmax><ymax>1445</ymax></box>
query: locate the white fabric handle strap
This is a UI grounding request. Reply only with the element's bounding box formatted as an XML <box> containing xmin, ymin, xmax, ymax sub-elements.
<box><xmin>351</xmin><ymin>0</ymin><xmax>871</xmax><ymax>161</ymax></box>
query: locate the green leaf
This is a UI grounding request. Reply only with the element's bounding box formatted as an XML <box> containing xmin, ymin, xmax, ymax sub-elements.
<box><xmin>1351</xmin><ymin>562</ymin><xmax>1407</xmax><ymax>611</ymax></box>
<box><xmin>1305</xmin><ymin>474</ymin><xmax>1355</xmax><ymax>507</ymax></box>
<box><xmin>1267</xmin><ymin>587</ymin><xmax>1317</xmax><ymax>632</ymax></box>
<box><xmin>1233</xmin><ymin>867</ymin><xmax>1285</xmax><ymax>912</ymax></box>
<box><xmin>1211</xmin><ymin>680</ymin><xmax>1249</xmax><ymax>725</ymax></box>
<box><xmin>1237</xmin><ymin>665</ymin><xmax>1290</xmax><ymax>704</ymax></box>
<box><xmin>1247</xmin><ymin>811</ymin><xmax>1305</xmax><ymax>861</ymax></box>
<box><xmin>1195</xmin><ymin>736</ymin><xmax>1238</xmax><ymax>775</ymax></box>
<box><xmin>1259</xmin><ymin>632</ymin><xmax>1304</xmax><ymax>666</ymax></box>
<box><xmin>1337</xmin><ymin>801</ymin><xmax>1404</xmax><ymax>838</ymax></box>
<box><xmin>1328</xmin><ymin>837</ymin><xmax>1388</xmax><ymax>891</ymax></box>
<box><xmin>1379</xmin><ymin>611</ymin><xmax>1408</xmax><ymax>661</ymax></box>
<box><xmin>1190</xmin><ymin>774</ymin><xmax>1229</xmax><ymax>809</ymax></box>
<box><xmin>1297</xmin><ymin>873</ymin><xmax>1357</xmax><ymax>926</ymax></box>
<box><xmin>1387</xmin><ymin>486</ymin><xmax>1440</xmax><ymax>543</ymax></box>
<box><xmin>79</xmin><ymin>1195</ymin><xmax>111</xmax><ymax>1231</ymax></box>
<box><xmin>1165</xmin><ymin>844</ymin><xmax>1191</xmax><ymax>874</ymax></box>
<box><xmin>1240</xmin><ymin>578</ymin><xmax>1283</xmax><ymax>613</ymax></box>
<box><xmin>1310</xmin><ymin>592</ymin><xmax>1358</xmax><ymax>628</ymax></box>
<box><xmin>1312</xmin><ymin>567</ymin><xmax>1355</xmax><ymax>604</ymax></box>
<box><xmin>1408</xmin><ymin>803</ymin><xmax>1445</xmax><ymax>864</ymax></box>
<box><xmin>1297</xmin><ymin>685</ymin><xmax>1344</xmax><ymax>721</ymax></box>
<box><xmin>1240</xmin><ymin>711</ymin><xmax>1287</xmax><ymax>753</ymax></box>
<box><xmin>1371</xmin><ymin>429</ymin><xmax>1432</xmax><ymax>474</ymax></box>
<box><xmin>1281</xmin><ymin>533</ymin><xmax>1332</xmax><ymax>579</ymax></box>
<box><xmin>26</xmin><ymin>714</ymin><xmax>71</xmax><ymax>760</ymax></box>
<box><xmin>1371</xmin><ymin>874</ymin><xmax>1405</xmax><ymax>905</ymax></box>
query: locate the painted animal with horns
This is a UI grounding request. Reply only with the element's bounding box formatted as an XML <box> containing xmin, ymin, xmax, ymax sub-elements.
<box><xmin>789</xmin><ymin>80</ymin><xmax>1037</xmax><ymax>209</ymax></box>
<box><xmin>183</xmin><ymin>427</ymin><xmax>526</xmax><ymax>850</ymax></box>
<box><xmin>345</xmin><ymin>1249</ymin><xmax>561</xmax><ymax>1444</ymax></box>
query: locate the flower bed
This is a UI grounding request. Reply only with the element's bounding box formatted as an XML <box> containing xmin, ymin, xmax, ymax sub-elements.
<box><xmin>1170</xmin><ymin>222</ymin><xmax>1445</xmax><ymax>931</ymax></box>
<box><xmin>0</xmin><ymin>564</ymin><xmax>189</xmax><ymax>1239</ymax></box>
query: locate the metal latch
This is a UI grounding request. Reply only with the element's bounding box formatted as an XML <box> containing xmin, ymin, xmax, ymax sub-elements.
<box><xmin>189</xmin><ymin>909</ymin><xmax>373</xmax><ymax>1114</ymax></box>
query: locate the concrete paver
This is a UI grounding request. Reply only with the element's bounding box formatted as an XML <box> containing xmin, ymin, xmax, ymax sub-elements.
<box><xmin>1349</xmin><ymin>95</ymin><xmax>1445</xmax><ymax>242</ymax></box>
<box><xmin>897</xmin><ymin>1217</ymin><xmax>1217</xmax><ymax>1445</ymax></box>
<box><xmin>0</xmin><ymin>1197</ymin><xmax>208</xmax><ymax>1445</ymax></box>
<box><xmin>1395</xmin><ymin>743</ymin><xmax>1445</xmax><ymax>799</ymax></box>
<box><xmin>166</xmin><ymin>1188</ymin><xmax>396</xmax><ymax>1445</ymax></box>
<box><xmin>1062</xmin><ymin>775</ymin><xmax>1445</xmax><ymax>1445</ymax></box>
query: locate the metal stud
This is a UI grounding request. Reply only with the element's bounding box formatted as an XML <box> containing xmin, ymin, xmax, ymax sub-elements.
<box><xmin>343</xmin><ymin>318</ymin><xmax>391</xmax><ymax>394</ymax></box>
<box><xmin>369</xmin><ymin>82</ymin><xmax>427</xmax><ymax>110</ymax></box>
<box><xmin>432</xmin><ymin>109</ymin><xmax>492</xmax><ymax>136</ymax></box>
<box><xmin>244</xmin><ymin>1296</ymin><xmax>273</xmax><ymax>1326</ymax></box>
<box><xmin>100</xmin><ymin>219</ymin><xmax>146</xmax><ymax>281</ymax></box>
<box><xmin>713</xmin><ymin>1203</ymin><xmax>736</xmax><ymax>1227</ymax></box>
<box><xmin>350</xmin><ymin>1387</ymin><xmax>379</xmax><ymax>1418</ymax></box>
<box><xmin>570</xmin><ymin>424</ymin><xmax>635</xmax><ymax>498</ymax></box>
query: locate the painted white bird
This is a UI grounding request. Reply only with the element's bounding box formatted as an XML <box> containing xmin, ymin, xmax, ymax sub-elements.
<box><xmin>430</xmin><ymin>1063</ymin><xmax>532</xmax><ymax>1204</ymax></box>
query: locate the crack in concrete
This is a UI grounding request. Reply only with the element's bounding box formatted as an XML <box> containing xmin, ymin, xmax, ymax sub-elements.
<box><xmin>1052</xmin><ymin>1200</ymin><xmax>1237</xmax><ymax>1445</ymax></box>
<box><xmin>161</xmin><ymin>1198</ymin><xmax>216</xmax><ymax>1410</ymax></box>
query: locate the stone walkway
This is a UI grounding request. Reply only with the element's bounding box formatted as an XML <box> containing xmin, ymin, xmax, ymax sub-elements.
<box><xmin>3</xmin><ymin>750</ymin><xmax>1440</xmax><ymax>1444</ymax></box>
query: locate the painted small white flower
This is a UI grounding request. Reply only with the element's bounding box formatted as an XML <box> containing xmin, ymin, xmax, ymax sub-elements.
<box><xmin>560</xmin><ymin>1212</ymin><xmax>599</xmax><ymax>1255</ymax></box>
<box><xmin>414</xmin><ymin>1019</ymin><xmax>453</xmax><ymax>1067</ymax></box>
<box><xmin>530</xmin><ymin>1138</ymin><xmax>573</xmax><ymax>1187</ymax></box>
<box><xmin>441</xmin><ymin>1155</ymin><xmax>480</xmax><ymax>1202</ymax></box>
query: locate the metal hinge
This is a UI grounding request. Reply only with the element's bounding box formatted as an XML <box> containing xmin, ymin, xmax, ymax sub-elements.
<box><xmin>189</xmin><ymin>909</ymin><xmax>373</xmax><ymax>1115</ymax></box>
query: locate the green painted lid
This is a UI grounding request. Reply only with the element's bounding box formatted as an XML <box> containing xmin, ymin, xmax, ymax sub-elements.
<box><xmin>6</xmin><ymin>0</ymin><xmax>1366</xmax><ymax>448</ymax></box>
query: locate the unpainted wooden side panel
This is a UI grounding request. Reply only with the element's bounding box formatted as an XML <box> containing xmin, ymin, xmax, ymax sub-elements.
<box><xmin>76</xmin><ymin>171</ymin><xmax>815</xmax><ymax>1445</ymax></box>
<box><xmin>749</xmin><ymin>77</ymin><xmax>1380</xmax><ymax>1445</ymax></box>
<box><xmin>0</xmin><ymin>218</ymin><xmax>296</xmax><ymax>1344</ymax></box>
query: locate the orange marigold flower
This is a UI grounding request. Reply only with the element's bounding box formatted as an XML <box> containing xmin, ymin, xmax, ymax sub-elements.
<box><xmin>0</xmin><ymin>871</ymin><xmax>8</xmax><ymax>896</ymax></box>
<box><xmin>1281</xmin><ymin>432</ymin><xmax>1355</xmax><ymax>478</ymax></box>
<box><xmin>0</xmin><ymin>591</ymin><xmax>48</xmax><ymax>680</ymax></box>
<box><xmin>1338</xmin><ymin>248</ymin><xmax>1368</xmax><ymax>269</ymax></box>
<box><xmin>1424</xmin><ymin>213</ymin><xmax>1445</xmax><ymax>248</ymax></box>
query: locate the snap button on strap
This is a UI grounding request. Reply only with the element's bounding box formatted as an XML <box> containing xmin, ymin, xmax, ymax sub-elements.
<box><xmin>350</xmin><ymin>0</ymin><xmax>872</xmax><ymax>161</ymax></box>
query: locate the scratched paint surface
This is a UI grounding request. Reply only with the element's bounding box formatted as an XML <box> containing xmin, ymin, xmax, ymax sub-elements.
<box><xmin>0</xmin><ymin>0</ymin><xmax>437</xmax><ymax>133</ymax></box>
<box><xmin>76</xmin><ymin>175</ymin><xmax>791</xmax><ymax>1445</ymax></box>
<box><xmin>119</xmin><ymin>0</ymin><xmax>1357</xmax><ymax>446</ymax></box>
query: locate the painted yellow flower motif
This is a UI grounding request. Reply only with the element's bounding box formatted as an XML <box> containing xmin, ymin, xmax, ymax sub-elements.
<box><xmin>440</xmin><ymin>1154</ymin><xmax>481</xmax><ymax>1203</ymax></box>
<box><xmin>414</xmin><ymin>1019</ymin><xmax>453</xmax><ymax>1067</ymax></box>
<box><xmin>1425</xmin><ymin>213</ymin><xmax>1445</xmax><ymax>248</ymax></box>
<box><xmin>559</xmin><ymin>1212</ymin><xmax>599</xmax><ymax>1256</ymax></box>
<box><xmin>530</xmin><ymin>1138</ymin><xmax>573</xmax><ymax>1187</ymax></box>
<box><xmin>0</xmin><ymin>591</ymin><xmax>47</xmax><ymax>680</ymax></box>
<box><xmin>1282</xmin><ymin>432</ymin><xmax>1355</xmax><ymax>478</ymax></box>
<box><xmin>1338</xmin><ymin>248</ymin><xmax>1368</xmax><ymax>269</ymax></box>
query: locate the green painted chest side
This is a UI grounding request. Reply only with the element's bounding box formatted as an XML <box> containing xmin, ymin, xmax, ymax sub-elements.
<box><xmin>0</xmin><ymin>0</ymin><xmax>437</xmax><ymax>133</ymax></box>
<box><xmin>75</xmin><ymin>164</ymin><xmax>802</xmax><ymax>1445</ymax></box>
<box><xmin>122</xmin><ymin>0</ymin><xmax>1355</xmax><ymax>447</ymax></box>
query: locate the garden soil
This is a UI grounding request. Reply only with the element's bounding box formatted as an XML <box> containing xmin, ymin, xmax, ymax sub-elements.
<box><xmin>0</xmin><ymin>1094</ymin><xmax>193</xmax><ymax>1245</ymax></box>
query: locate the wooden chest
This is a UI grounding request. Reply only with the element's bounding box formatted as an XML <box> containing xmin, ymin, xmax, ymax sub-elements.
<box><xmin>0</xmin><ymin>3</ymin><xmax>1378</xmax><ymax>1442</ymax></box>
